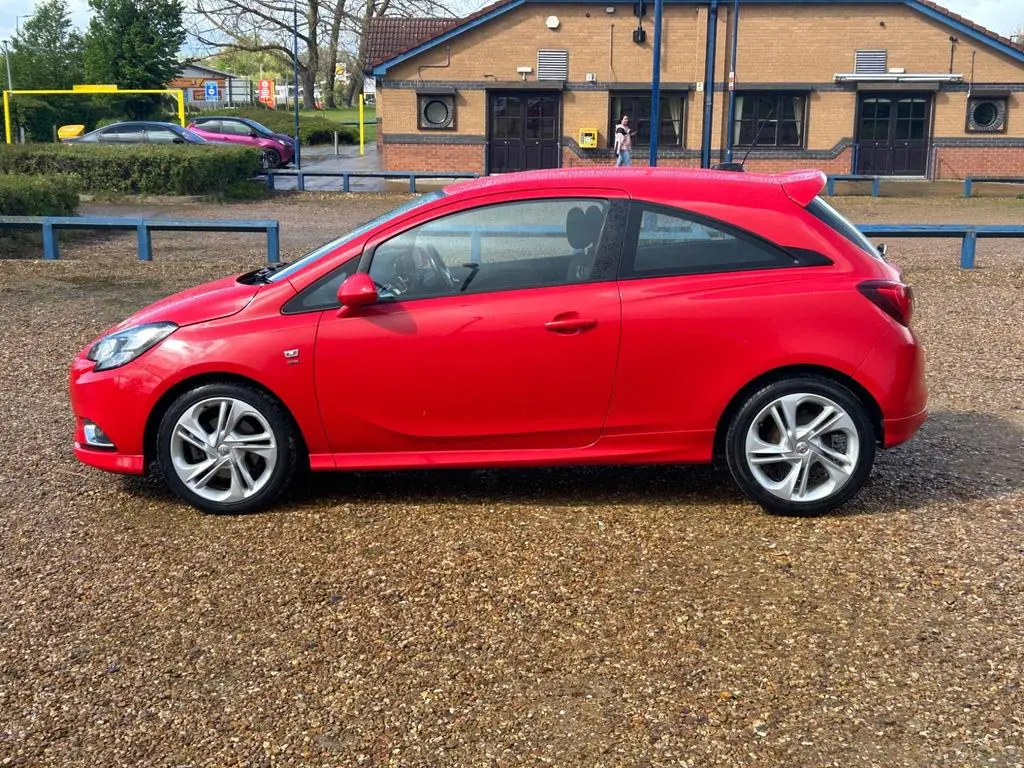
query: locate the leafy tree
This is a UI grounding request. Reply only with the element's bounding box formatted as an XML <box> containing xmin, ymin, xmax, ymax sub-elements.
<box><xmin>3</xmin><ymin>0</ymin><xmax>93</xmax><ymax>140</ymax></box>
<box><xmin>8</xmin><ymin>0</ymin><xmax>84</xmax><ymax>89</ymax></box>
<box><xmin>83</xmin><ymin>0</ymin><xmax>187</xmax><ymax>118</ymax></box>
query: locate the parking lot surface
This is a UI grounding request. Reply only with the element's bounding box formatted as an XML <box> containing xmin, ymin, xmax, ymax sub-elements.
<box><xmin>1</xmin><ymin>195</ymin><xmax>1022</xmax><ymax>767</ymax></box>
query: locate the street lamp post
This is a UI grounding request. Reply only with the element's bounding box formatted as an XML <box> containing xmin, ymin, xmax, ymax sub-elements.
<box><xmin>649</xmin><ymin>0</ymin><xmax>664</xmax><ymax>166</ymax></box>
<box><xmin>292</xmin><ymin>0</ymin><xmax>302</xmax><ymax>169</ymax></box>
<box><xmin>1</xmin><ymin>40</ymin><xmax>13</xmax><ymax>92</ymax></box>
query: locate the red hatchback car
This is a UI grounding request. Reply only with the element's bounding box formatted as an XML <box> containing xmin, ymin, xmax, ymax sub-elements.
<box><xmin>69</xmin><ymin>167</ymin><xmax>926</xmax><ymax>516</ymax></box>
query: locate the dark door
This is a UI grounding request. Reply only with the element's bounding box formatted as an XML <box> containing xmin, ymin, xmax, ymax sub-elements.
<box><xmin>856</xmin><ymin>94</ymin><xmax>931</xmax><ymax>175</ymax></box>
<box><xmin>488</xmin><ymin>92</ymin><xmax>560</xmax><ymax>173</ymax></box>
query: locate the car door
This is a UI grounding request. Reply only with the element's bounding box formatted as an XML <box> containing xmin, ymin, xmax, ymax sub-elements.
<box><xmin>606</xmin><ymin>201</ymin><xmax>830</xmax><ymax>456</ymax></box>
<box><xmin>313</xmin><ymin>193</ymin><xmax>628</xmax><ymax>457</ymax></box>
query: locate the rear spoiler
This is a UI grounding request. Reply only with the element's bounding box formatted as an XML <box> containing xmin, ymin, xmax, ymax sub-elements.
<box><xmin>780</xmin><ymin>170</ymin><xmax>828</xmax><ymax>207</ymax></box>
<box><xmin>709</xmin><ymin>165</ymin><xmax>827</xmax><ymax>207</ymax></box>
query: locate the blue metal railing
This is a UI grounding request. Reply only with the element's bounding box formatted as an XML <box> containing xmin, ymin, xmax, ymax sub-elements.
<box><xmin>3</xmin><ymin>216</ymin><xmax>1022</xmax><ymax>271</ymax></box>
<box><xmin>0</xmin><ymin>216</ymin><xmax>281</xmax><ymax>263</ymax></box>
<box><xmin>963</xmin><ymin>176</ymin><xmax>1024</xmax><ymax>198</ymax></box>
<box><xmin>826</xmin><ymin>174</ymin><xmax>881</xmax><ymax>197</ymax></box>
<box><xmin>258</xmin><ymin>170</ymin><xmax>479</xmax><ymax>193</ymax></box>
<box><xmin>857</xmin><ymin>224</ymin><xmax>1024</xmax><ymax>268</ymax></box>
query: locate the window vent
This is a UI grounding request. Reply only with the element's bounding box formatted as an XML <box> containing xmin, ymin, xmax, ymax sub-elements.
<box><xmin>537</xmin><ymin>49</ymin><xmax>569</xmax><ymax>80</ymax></box>
<box><xmin>854</xmin><ymin>49</ymin><xmax>888</xmax><ymax>74</ymax></box>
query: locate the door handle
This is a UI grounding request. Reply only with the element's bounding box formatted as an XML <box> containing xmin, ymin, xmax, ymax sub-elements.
<box><xmin>545</xmin><ymin>317</ymin><xmax>597</xmax><ymax>333</ymax></box>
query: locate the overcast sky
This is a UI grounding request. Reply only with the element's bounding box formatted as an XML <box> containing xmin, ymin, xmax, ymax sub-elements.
<box><xmin>0</xmin><ymin>0</ymin><xmax>1020</xmax><ymax>57</ymax></box>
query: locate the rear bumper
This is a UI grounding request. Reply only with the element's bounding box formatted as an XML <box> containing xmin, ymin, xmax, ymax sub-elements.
<box><xmin>854</xmin><ymin>324</ymin><xmax>928</xmax><ymax>448</ymax></box>
<box><xmin>882</xmin><ymin>406</ymin><xmax>928</xmax><ymax>448</ymax></box>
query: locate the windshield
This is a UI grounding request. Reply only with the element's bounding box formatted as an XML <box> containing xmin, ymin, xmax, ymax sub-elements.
<box><xmin>267</xmin><ymin>190</ymin><xmax>446</xmax><ymax>282</ymax></box>
<box><xmin>807</xmin><ymin>197</ymin><xmax>882</xmax><ymax>259</ymax></box>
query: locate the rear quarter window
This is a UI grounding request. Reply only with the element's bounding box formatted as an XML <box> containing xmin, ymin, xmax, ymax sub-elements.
<box><xmin>807</xmin><ymin>197</ymin><xmax>882</xmax><ymax>259</ymax></box>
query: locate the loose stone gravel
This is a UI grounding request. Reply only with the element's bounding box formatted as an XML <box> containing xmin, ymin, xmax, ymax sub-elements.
<box><xmin>0</xmin><ymin>194</ymin><xmax>1022</xmax><ymax>767</ymax></box>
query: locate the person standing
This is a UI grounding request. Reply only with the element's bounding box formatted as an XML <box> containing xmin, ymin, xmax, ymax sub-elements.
<box><xmin>613</xmin><ymin>115</ymin><xmax>635</xmax><ymax>166</ymax></box>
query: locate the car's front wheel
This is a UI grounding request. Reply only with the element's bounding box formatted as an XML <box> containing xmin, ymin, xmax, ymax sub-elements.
<box><xmin>260</xmin><ymin>148</ymin><xmax>282</xmax><ymax>169</ymax></box>
<box><xmin>724</xmin><ymin>376</ymin><xmax>876</xmax><ymax>516</ymax></box>
<box><xmin>156</xmin><ymin>382</ymin><xmax>300</xmax><ymax>514</ymax></box>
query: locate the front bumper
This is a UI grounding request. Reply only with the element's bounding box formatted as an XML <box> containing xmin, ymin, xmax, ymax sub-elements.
<box><xmin>69</xmin><ymin>355</ymin><xmax>164</xmax><ymax>476</ymax></box>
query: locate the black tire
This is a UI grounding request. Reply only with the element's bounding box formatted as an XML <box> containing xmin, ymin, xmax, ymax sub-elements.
<box><xmin>260</xmin><ymin>148</ymin><xmax>282</xmax><ymax>169</ymax></box>
<box><xmin>156</xmin><ymin>382</ymin><xmax>300</xmax><ymax>514</ymax></box>
<box><xmin>724</xmin><ymin>376</ymin><xmax>876</xmax><ymax>516</ymax></box>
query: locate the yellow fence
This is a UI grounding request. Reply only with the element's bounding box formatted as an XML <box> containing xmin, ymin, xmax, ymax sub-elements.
<box><xmin>2</xmin><ymin>84</ymin><xmax>186</xmax><ymax>144</ymax></box>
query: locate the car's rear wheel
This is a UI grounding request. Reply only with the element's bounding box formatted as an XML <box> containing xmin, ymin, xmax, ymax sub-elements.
<box><xmin>260</xmin><ymin>148</ymin><xmax>282</xmax><ymax>169</ymax></box>
<box><xmin>156</xmin><ymin>382</ymin><xmax>299</xmax><ymax>514</ymax></box>
<box><xmin>725</xmin><ymin>376</ymin><xmax>876</xmax><ymax>516</ymax></box>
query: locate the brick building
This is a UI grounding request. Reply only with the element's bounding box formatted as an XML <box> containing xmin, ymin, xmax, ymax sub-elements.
<box><xmin>366</xmin><ymin>0</ymin><xmax>1024</xmax><ymax>178</ymax></box>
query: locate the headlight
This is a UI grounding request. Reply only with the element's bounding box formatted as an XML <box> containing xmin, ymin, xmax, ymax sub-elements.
<box><xmin>276</xmin><ymin>139</ymin><xmax>289</xmax><ymax>148</ymax></box>
<box><xmin>87</xmin><ymin>321</ymin><xmax>177</xmax><ymax>372</ymax></box>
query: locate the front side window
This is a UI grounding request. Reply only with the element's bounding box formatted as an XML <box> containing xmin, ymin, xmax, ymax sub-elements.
<box><xmin>368</xmin><ymin>198</ymin><xmax>612</xmax><ymax>301</ymax></box>
<box><xmin>268</xmin><ymin>191</ymin><xmax>446</xmax><ymax>283</ymax></box>
<box><xmin>146</xmin><ymin>127</ymin><xmax>180</xmax><ymax>143</ymax></box>
<box><xmin>623</xmin><ymin>205</ymin><xmax>797</xmax><ymax>277</ymax></box>
<box><xmin>220</xmin><ymin>120</ymin><xmax>255</xmax><ymax>136</ymax></box>
<box><xmin>733</xmin><ymin>93</ymin><xmax>806</xmax><ymax>148</ymax></box>
<box><xmin>609</xmin><ymin>93</ymin><xmax>685</xmax><ymax>148</ymax></box>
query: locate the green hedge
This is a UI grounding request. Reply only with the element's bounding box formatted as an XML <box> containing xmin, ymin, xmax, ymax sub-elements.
<box><xmin>0</xmin><ymin>173</ymin><xmax>81</xmax><ymax>216</ymax></box>
<box><xmin>0</xmin><ymin>144</ymin><xmax>261</xmax><ymax>195</ymax></box>
<box><xmin>210</xmin><ymin>107</ymin><xmax>357</xmax><ymax>145</ymax></box>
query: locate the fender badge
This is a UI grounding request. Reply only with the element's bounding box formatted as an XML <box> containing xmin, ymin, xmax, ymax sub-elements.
<box><xmin>283</xmin><ymin>348</ymin><xmax>299</xmax><ymax>364</ymax></box>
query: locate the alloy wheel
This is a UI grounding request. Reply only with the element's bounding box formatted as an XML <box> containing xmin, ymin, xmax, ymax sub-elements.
<box><xmin>168</xmin><ymin>396</ymin><xmax>278</xmax><ymax>504</ymax></box>
<box><xmin>743</xmin><ymin>392</ymin><xmax>860</xmax><ymax>503</ymax></box>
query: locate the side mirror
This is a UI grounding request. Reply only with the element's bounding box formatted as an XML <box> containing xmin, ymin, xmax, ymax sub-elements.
<box><xmin>337</xmin><ymin>273</ymin><xmax>378</xmax><ymax>312</ymax></box>
<box><xmin>249</xmin><ymin>131</ymin><xmax>259</xmax><ymax>138</ymax></box>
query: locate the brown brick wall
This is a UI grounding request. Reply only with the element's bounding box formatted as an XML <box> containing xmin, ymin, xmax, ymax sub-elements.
<box><xmin>932</xmin><ymin>147</ymin><xmax>1024</xmax><ymax>179</ymax></box>
<box><xmin>376</xmin><ymin>1</ymin><xmax>1024</xmax><ymax>175</ymax></box>
<box><xmin>382</xmin><ymin>142</ymin><xmax>485</xmax><ymax>174</ymax></box>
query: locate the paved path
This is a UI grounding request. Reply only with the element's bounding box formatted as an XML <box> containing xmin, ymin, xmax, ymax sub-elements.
<box><xmin>273</xmin><ymin>144</ymin><xmax>387</xmax><ymax>192</ymax></box>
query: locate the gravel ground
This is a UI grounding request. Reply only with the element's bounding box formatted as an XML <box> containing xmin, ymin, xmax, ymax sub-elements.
<box><xmin>1</xmin><ymin>194</ymin><xmax>1022</xmax><ymax>767</ymax></box>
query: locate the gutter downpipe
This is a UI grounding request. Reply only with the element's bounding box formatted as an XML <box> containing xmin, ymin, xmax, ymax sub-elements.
<box><xmin>701</xmin><ymin>0</ymin><xmax>719</xmax><ymax>168</ymax></box>
<box><xmin>724</xmin><ymin>0</ymin><xmax>739</xmax><ymax>163</ymax></box>
<box><xmin>649</xmin><ymin>0</ymin><xmax>665</xmax><ymax>165</ymax></box>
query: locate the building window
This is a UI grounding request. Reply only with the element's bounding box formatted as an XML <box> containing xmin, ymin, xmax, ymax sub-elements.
<box><xmin>966</xmin><ymin>97</ymin><xmax>1007</xmax><ymax>133</ymax></box>
<box><xmin>733</xmin><ymin>93</ymin><xmax>806</xmax><ymax>149</ymax></box>
<box><xmin>609</xmin><ymin>93</ymin><xmax>685</xmax><ymax>148</ymax></box>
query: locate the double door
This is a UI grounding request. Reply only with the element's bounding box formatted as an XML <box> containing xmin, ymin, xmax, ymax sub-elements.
<box><xmin>488</xmin><ymin>92</ymin><xmax>560</xmax><ymax>174</ymax></box>
<box><xmin>856</xmin><ymin>94</ymin><xmax>931</xmax><ymax>176</ymax></box>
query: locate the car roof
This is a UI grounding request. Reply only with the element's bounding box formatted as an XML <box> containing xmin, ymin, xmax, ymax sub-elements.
<box><xmin>442</xmin><ymin>167</ymin><xmax>827</xmax><ymax>207</ymax></box>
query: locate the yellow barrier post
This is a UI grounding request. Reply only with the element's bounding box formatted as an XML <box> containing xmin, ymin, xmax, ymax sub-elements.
<box><xmin>176</xmin><ymin>90</ymin><xmax>185</xmax><ymax>128</ymax></box>
<box><xmin>3</xmin><ymin>91</ymin><xmax>10</xmax><ymax>145</ymax></box>
<box><xmin>359</xmin><ymin>93</ymin><xmax>364</xmax><ymax>156</ymax></box>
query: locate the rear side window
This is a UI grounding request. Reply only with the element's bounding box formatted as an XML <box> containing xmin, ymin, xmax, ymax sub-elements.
<box><xmin>621</xmin><ymin>204</ymin><xmax>797</xmax><ymax>278</ymax></box>
<box><xmin>807</xmin><ymin>197</ymin><xmax>882</xmax><ymax>259</ymax></box>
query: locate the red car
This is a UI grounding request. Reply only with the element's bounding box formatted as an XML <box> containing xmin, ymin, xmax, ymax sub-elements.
<box><xmin>68</xmin><ymin>167</ymin><xmax>926</xmax><ymax>516</ymax></box>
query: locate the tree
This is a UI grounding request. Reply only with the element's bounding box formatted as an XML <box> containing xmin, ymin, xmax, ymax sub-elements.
<box><xmin>190</xmin><ymin>0</ymin><xmax>459</xmax><ymax>110</ymax></box>
<box><xmin>4</xmin><ymin>0</ymin><xmax>91</xmax><ymax>140</ymax></box>
<box><xmin>83</xmin><ymin>0</ymin><xmax>187</xmax><ymax>118</ymax></box>
<box><xmin>8</xmin><ymin>0</ymin><xmax>85</xmax><ymax>89</ymax></box>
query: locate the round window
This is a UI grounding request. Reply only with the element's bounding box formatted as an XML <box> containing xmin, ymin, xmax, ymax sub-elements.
<box><xmin>972</xmin><ymin>101</ymin><xmax>998</xmax><ymax>128</ymax></box>
<box><xmin>424</xmin><ymin>98</ymin><xmax>451</xmax><ymax>126</ymax></box>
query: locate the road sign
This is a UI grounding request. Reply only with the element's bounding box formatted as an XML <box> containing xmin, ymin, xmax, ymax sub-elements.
<box><xmin>363</xmin><ymin>76</ymin><xmax>375</xmax><ymax>95</ymax></box>
<box><xmin>204</xmin><ymin>80</ymin><xmax>219</xmax><ymax>100</ymax></box>
<box><xmin>257</xmin><ymin>79</ymin><xmax>275</xmax><ymax>108</ymax></box>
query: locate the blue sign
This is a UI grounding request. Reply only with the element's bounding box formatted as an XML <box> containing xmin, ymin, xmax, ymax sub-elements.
<box><xmin>204</xmin><ymin>81</ymin><xmax>219</xmax><ymax>100</ymax></box>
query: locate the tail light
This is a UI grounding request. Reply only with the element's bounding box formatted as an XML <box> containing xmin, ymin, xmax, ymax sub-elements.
<box><xmin>858</xmin><ymin>280</ymin><xmax>914</xmax><ymax>327</ymax></box>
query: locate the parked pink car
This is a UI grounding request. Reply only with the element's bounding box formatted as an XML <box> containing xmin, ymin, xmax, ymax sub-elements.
<box><xmin>187</xmin><ymin>116</ymin><xmax>296</xmax><ymax>169</ymax></box>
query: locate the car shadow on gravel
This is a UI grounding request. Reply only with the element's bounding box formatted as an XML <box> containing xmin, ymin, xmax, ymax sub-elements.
<box><xmin>119</xmin><ymin>409</ymin><xmax>1023</xmax><ymax>516</ymax></box>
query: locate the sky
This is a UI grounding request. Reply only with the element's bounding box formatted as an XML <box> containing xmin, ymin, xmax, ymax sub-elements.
<box><xmin>0</xmin><ymin>0</ymin><xmax>1019</xmax><ymax>53</ymax></box>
